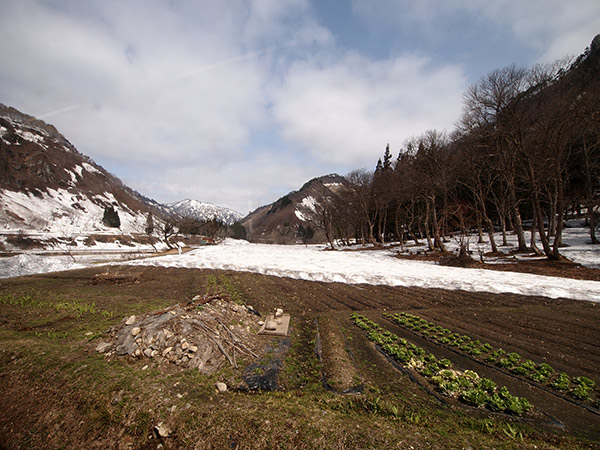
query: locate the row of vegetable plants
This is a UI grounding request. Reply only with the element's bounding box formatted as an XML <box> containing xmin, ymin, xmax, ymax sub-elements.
<box><xmin>384</xmin><ymin>312</ymin><xmax>598</xmax><ymax>407</ymax></box>
<box><xmin>351</xmin><ymin>313</ymin><xmax>533</xmax><ymax>415</ymax></box>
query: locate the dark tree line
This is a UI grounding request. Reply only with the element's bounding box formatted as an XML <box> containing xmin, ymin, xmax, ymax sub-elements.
<box><xmin>322</xmin><ymin>42</ymin><xmax>600</xmax><ymax>261</ymax></box>
<box><xmin>157</xmin><ymin>215</ymin><xmax>247</xmax><ymax>249</ymax></box>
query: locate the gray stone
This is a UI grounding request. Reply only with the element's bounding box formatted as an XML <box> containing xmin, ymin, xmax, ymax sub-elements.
<box><xmin>95</xmin><ymin>342</ymin><xmax>111</xmax><ymax>353</ymax></box>
<box><xmin>216</xmin><ymin>382</ymin><xmax>227</xmax><ymax>392</ymax></box>
<box><xmin>125</xmin><ymin>315</ymin><xmax>136</xmax><ymax>325</ymax></box>
<box><xmin>131</xmin><ymin>327</ymin><xmax>141</xmax><ymax>336</ymax></box>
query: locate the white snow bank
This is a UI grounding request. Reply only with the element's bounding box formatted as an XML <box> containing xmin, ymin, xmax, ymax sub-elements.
<box><xmin>127</xmin><ymin>239</ymin><xmax>600</xmax><ymax>302</ymax></box>
<box><xmin>0</xmin><ymin>254</ymin><xmax>85</xmax><ymax>279</ymax></box>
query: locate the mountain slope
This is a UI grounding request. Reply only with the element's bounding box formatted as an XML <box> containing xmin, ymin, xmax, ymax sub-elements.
<box><xmin>241</xmin><ymin>174</ymin><xmax>347</xmax><ymax>243</ymax></box>
<box><xmin>0</xmin><ymin>104</ymin><xmax>164</xmax><ymax>235</ymax></box>
<box><xmin>165</xmin><ymin>199</ymin><xmax>243</xmax><ymax>225</ymax></box>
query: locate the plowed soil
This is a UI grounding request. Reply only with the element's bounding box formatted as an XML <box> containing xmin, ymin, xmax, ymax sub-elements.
<box><xmin>1</xmin><ymin>261</ymin><xmax>599</xmax><ymax>447</ymax></box>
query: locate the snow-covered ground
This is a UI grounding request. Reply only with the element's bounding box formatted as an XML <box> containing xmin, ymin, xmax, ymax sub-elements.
<box><xmin>126</xmin><ymin>237</ymin><xmax>600</xmax><ymax>302</ymax></box>
<box><xmin>0</xmin><ymin>251</ymin><xmax>164</xmax><ymax>279</ymax></box>
<box><xmin>384</xmin><ymin>220</ymin><xmax>600</xmax><ymax>269</ymax></box>
<box><xmin>2</xmin><ymin>221</ymin><xmax>600</xmax><ymax>302</ymax></box>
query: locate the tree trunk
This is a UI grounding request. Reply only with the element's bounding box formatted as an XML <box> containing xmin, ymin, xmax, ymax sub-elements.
<box><xmin>499</xmin><ymin>213</ymin><xmax>508</xmax><ymax>246</ymax></box>
<box><xmin>423</xmin><ymin>200</ymin><xmax>434</xmax><ymax>251</ymax></box>
<box><xmin>528</xmin><ymin>161</ymin><xmax>554</xmax><ymax>259</ymax></box>
<box><xmin>551</xmin><ymin>164</ymin><xmax>565</xmax><ymax>259</ymax></box>
<box><xmin>430</xmin><ymin>196</ymin><xmax>447</xmax><ymax>252</ymax></box>
<box><xmin>508</xmin><ymin>179</ymin><xmax>528</xmax><ymax>251</ymax></box>
<box><xmin>530</xmin><ymin>212</ymin><xmax>543</xmax><ymax>256</ymax></box>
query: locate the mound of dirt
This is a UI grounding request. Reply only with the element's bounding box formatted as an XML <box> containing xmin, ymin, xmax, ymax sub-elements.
<box><xmin>96</xmin><ymin>293</ymin><xmax>265</xmax><ymax>374</ymax></box>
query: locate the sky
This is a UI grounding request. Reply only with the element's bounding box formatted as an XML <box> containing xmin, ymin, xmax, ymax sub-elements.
<box><xmin>1</xmin><ymin>0</ymin><xmax>599</xmax><ymax>214</ymax></box>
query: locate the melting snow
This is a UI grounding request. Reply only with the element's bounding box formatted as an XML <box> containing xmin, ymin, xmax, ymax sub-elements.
<box><xmin>73</xmin><ymin>165</ymin><xmax>84</xmax><ymax>177</ymax></box>
<box><xmin>300</xmin><ymin>196</ymin><xmax>318</xmax><ymax>212</ymax></box>
<box><xmin>124</xmin><ymin>239</ymin><xmax>600</xmax><ymax>302</ymax></box>
<box><xmin>82</xmin><ymin>162</ymin><xmax>101</xmax><ymax>174</ymax></box>
<box><xmin>295</xmin><ymin>210</ymin><xmax>307</xmax><ymax>221</ymax></box>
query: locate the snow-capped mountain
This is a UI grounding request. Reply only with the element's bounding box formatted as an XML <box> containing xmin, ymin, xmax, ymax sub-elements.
<box><xmin>0</xmin><ymin>104</ymin><xmax>165</xmax><ymax>237</ymax></box>
<box><xmin>165</xmin><ymin>199</ymin><xmax>243</xmax><ymax>226</ymax></box>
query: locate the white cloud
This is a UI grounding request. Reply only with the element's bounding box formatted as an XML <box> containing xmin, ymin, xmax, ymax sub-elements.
<box><xmin>127</xmin><ymin>152</ymin><xmax>324</xmax><ymax>215</ymax></box>
<box><xmin>1</xmin><ymin>0</ymin><xmax>597</xmax><ymax>215</ymax></box>
<box><xmin>271</xmin><ymin>52</ymin><xmax>466</xmax><ymax>167</ymax></box>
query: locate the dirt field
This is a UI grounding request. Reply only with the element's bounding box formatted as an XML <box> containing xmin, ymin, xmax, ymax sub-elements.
<box><xmin>0</xmin><ymin>262</ymin><xmax>599</xmax><ymax>448</ymax></box>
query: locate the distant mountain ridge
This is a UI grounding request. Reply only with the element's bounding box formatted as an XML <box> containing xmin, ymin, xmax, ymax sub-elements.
<box><xmin>242</xmin><ymin>174</ymin><xmax>348</xmax><ymax>243</ymax></box>
<box><xmin>165</xmin><ymin>199</ymin><xmax>243</xmax><ymax>226</ymax></box>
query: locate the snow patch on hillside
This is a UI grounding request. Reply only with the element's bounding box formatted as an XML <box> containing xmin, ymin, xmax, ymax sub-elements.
<box><xmin>0</xmin><ymin>188</ymin><xmax>147</xmax><ymax>234</ymax></box>
<box><xmin>300</xmin><ymin>196</ymin><xmax>318</xmax><ymax>212</ymax></box>
<box><xmin>295</xmin><ymin>210</ymin><xmax>308</xmax><ymax>221</ymax></box>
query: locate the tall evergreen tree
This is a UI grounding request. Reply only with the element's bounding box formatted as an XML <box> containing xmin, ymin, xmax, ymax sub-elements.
<box><xmin>102</xmin><ymin>206</ymin><xmax>121</xmax><ymax>228</ymax></box>
<box><xmin>145</xmin><ymin>212</ymin><xmax>154</xmax><ymax>235</ymax></box>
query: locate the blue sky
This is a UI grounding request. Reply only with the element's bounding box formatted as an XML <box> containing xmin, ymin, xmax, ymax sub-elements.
<box><xmin>1</xmin><ymin>0</ymin><xmax>598</xmax><ymax>214</ymax></box>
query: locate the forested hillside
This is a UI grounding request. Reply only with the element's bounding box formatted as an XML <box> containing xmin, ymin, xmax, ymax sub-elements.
<box><xmin>319</xmin><ymin>35</ymin><xmax>600</xmax><ymax>260</ymax></box>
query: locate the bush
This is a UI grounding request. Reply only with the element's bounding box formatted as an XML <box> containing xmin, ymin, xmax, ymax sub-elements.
<box><xmin>102</xmin><ymin>206</ymin><xmax>121</xmax><ymax>228</ymax></box>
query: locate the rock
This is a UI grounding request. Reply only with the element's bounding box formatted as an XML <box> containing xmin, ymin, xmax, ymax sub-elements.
<box><xmin>162</xmin><ymin>346</ymin><xmax>173</xmax><ymax>357</ymax></box>
<box><xmin>154</xmin><ymin>422</ymin><xmax>171</xmax><ymax>438</ymax></box>
<box><xmin>216</xmin><ymin>382</ymin><xmax>227</xmax><ymax>392</ymax></box>
<box><xmin>125</xmin><ymin>315</ymin><xmax>136</xmax><ymax>325</ymax></box>
<box><xmin>142</xmin><ymin>364</ymin><xmax>149</xmax><ymax>370</ymax></box>
<box><xmin>181</xmin><ymin>341</ymin><xmax>189</xmax><ymax>350</ymax></box>
<box><xmin>258</xmin><ymin>320</ymin><xmax>264</xmax><ymax>326</ymax></box>
<box><xmin>275</xmin><ymin>308</ymin><xmax>283</xmax><ymax>317</ymax></box>
<box><xmin>84</xmin><ymin>331</ymin><xmax>93</xmax><ymax>336</ymax></box>
<box><xmin>188</xmin><ymin>345</ymin><xmax>198</xmax><ymax>353</ymax></box>
<box><xmin>151</xmin><ymin>350</ymin><xmax>158</xmax><ymax>358</ymax></box>
<box><xmin>131</xmin><ymin>327</ymin><xmax>141</xmax><ymax>336</ymax></box>
<box><xmin>265</xmin><ymin>320</ymin><xmax>277</xmax><ymax>331</ymax></box>
<box><xmin>134</xmin><ymin>348</ymin><xmax>142</xmax><ymax>357</ymax></box>
<box><xmin>143</xmin><ymin>348</ymin><xmax>153</xmax><ymax>358</ymax></box>
<box><xmin>95</xmin><ymin>342</ymin><xmax>111</xmax><ymax>353</ymax></box>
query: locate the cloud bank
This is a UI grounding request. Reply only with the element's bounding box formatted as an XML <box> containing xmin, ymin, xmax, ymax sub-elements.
<box><xmin>0</xmin><ymin>0</ymin><xmax>597</xmax><ymax>213</ymax></box>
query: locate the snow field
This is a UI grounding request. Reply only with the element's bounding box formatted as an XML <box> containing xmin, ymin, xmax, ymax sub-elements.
<box><xmin>127</xmin><ymin>238</ymin><xmax>600</xmax><ymax>302</ymax></box>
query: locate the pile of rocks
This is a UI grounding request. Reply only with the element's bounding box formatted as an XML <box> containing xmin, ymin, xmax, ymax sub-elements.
<box><xmin>96</xmin><ymin>293</ymin><xmax>264</xmax><ymax>374</ymax></box>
